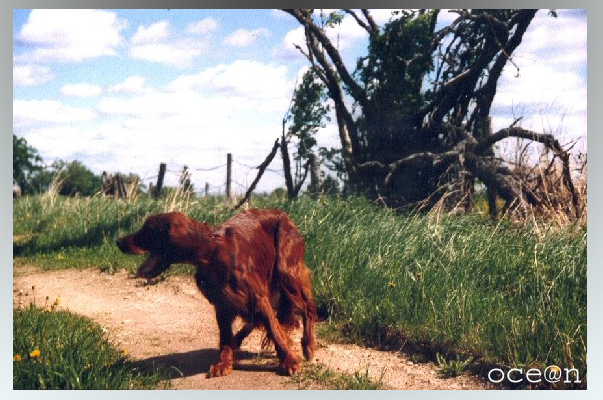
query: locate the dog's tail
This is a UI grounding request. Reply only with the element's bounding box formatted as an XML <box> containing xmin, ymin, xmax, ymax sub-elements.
<box><xmin>274</xmin><ymin>213</ymin><xmax>317</xmax><ymax>324</ymax></box>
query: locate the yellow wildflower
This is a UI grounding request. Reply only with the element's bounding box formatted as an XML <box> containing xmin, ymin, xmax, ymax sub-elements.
<box><xmin>13</xmin><ymin>354</ymin><xmax>22</xmax><ymax>362</ymax></box>
<box><xmin>43</xmin><ymin>306</ymin><xmax>52</xmax><ymax>313</ymax></box>
<box><xmin>29</xmin><ymin>349</ymin><xmax>40</xmax><ymax>358</ymax></box>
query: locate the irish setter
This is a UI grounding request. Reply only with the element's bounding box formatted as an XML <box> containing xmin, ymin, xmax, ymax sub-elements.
<box><xmin>116</xmin><ymin>208</ymin><xmax>317</xmax><ymax>377</ymax></box>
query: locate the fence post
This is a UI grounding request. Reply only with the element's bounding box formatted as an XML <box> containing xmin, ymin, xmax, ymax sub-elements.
<box><xmin>226</xmin><ymin>153</ymin><xmax>232</xmax><ymax>202</ymax></box>
<box><xmin>205</xmin><ymin>182</ymin><xmax>210</xmax><ymax>197</ymax></box>
<box><xmin>115</xmin><ymin>173</ymin><xmax>126</xmax><ymax>199</ymax></box>
<box><xmin>155</xmin><ymin>163</ymin><xmax>166</xmax><ymax>199</ymax></box>
<box><xmin>309</xmin><ymin>153</ymin><xmax>322</xmax><ymax>198</ymax></box>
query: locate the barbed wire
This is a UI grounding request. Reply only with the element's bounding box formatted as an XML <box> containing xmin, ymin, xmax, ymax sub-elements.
<box><xmin>130</xmin><ymin>149</ymin><xmax>289</xmax><ymax>197</ymax></box>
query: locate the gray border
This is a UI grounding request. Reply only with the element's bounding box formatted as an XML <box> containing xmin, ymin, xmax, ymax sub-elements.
<box><xmin>7</xmin><ymin>1</ymin><xmax>599</xmax><ymax>398</ymax></box>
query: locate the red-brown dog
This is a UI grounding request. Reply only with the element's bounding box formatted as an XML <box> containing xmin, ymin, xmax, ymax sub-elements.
<box><xmin>116</xmin><ymin>208</ymin><xmax>316</xmax><ymax>377</ymax></box>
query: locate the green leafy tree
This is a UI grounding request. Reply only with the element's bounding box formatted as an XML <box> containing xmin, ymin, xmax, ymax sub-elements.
<box><xmin>13</xmin><ymin>134</ymin><xmax>44</xmax><ymax>194</ymax></box>
<box><xmin>51</xmin><ymin>160</ymin><xmax>102</xmax><ymax>197</ymax></box>
<box><xmin>281</xmin><ymin>69</ymin><xmax>331</xmax><ymax>199</ymax></box>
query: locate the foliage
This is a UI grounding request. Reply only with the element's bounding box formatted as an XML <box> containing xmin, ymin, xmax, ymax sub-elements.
<box><xmin>13</xmin><ymin>134</ymin><xmax>44</xmax><ymax>195</ymax></box>
<box><xmin>50</xmin><ymin>160</ymin><xmax>103</xmax><ymax>197</ymax></box>
<box><xmin>13</xmin><ymin>305</ymin><xmax>167</xmax><ymax>389</ymax></box>
<box><xmin>356</xmin><ymin>10</ymin><xmax>437</xmax><ymax>155</ymax></box>
<box><xmin>287</xmin><ymin>69</ymin><xmax>331</xmax><ymax>162</ymax></box>
<box><xmin>281</xmin><ymin>69</ymin><xmax>332</xmax><ymax>198</ymax></box>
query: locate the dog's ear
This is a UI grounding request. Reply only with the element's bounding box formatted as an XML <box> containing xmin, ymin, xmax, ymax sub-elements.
<box><xmin>167</xmin><ymin>216</ymin><xmax>213</xmax><ymax>253</ymax></box>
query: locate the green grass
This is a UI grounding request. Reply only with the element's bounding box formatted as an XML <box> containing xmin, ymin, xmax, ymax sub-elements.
<box><xmin>291</xmin><ymin>363</ymin><xmax>385</xmax><ymax>390</ymax></box>
<box><xmin>13</xmin><ymin>193</ymin><xmax>587</xmax><ymax>387</ymax></box>
<box><xmin>13</xmin><ymin>305</ymin><xmax>168</xmax><ymax>389</ymax></box>
<box><xmin>436</xmin><ymin>353</ymin><xmax>473</xmax><ymax>378</ymax></box>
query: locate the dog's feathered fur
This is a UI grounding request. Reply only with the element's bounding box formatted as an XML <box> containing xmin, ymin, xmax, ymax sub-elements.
<box><xmin>116</xmin><ymin>209</ymin><xmax>316</xmax><ymax>377</ymax></box>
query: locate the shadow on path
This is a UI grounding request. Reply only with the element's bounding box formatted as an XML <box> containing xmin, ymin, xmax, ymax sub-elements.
<box><xmin>133</xmin><ymin>348</ymin><xmax>279</xmax><ymax>378</ymax></box>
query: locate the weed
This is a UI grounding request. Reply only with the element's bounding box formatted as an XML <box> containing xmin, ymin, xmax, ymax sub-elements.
<box><xmin>436</xmin><ymin>353</ymin><xmax>473</xmax><ymax>378</ymax></box>
<box><xmin>291</xmin><ymin>363</ymin><xmax>384</xmax><ymax>390</ymax></box>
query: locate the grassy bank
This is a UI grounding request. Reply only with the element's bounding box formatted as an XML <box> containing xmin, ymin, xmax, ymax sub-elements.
<box><xmin>13</xmin><ymin>193</ymin><xmax>586</xmax><ymax>387</ymax></box>
<box><xmin>13</xmin><ymin>304</ymin><xmax>167</xmax><ymax>389</ymax></box>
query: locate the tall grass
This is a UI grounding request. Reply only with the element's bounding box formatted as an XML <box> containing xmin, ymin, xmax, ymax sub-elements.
<box><xmin>283</xmin><ymin>198</ymin><xmax>586</xmax><ymax>385</ymax></box>
<box><xmin>13</xmin><ymin>193</ymin><xmax>586</xmax><ymax>386</ymax></box>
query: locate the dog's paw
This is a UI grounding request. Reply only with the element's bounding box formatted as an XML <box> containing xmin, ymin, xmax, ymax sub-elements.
<box><xmin>278</xmin><ymin>358</ymin><xmax>301</xmax><ymax>376</ymax></box>
<box><xmin>207</xmin><ymin>362</ymin><xmax>233</xmax><ymax>378</ymax></box>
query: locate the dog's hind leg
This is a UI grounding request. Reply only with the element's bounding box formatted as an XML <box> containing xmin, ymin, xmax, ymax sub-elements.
<box><xmin>254</xmin><ymin>294</ymin><xmax>300</xmax><ymax>376</ymax></box>
<box><xmin>233</xmin><ymin>323</ymin><xmax>255</xmax><ymax>349</ymax></box>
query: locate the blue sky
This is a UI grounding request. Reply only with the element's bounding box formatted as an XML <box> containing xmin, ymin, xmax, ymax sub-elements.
<box><xmin>13</xmin><ymin>9</ymin><xmax>587</xmax><ymax>195</ymax></box>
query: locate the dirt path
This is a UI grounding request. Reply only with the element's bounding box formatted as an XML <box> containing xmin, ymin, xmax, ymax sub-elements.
<box><xmin>13</xmin><ymin>265</ymin><xmax>491</xmax><ymax>390</ymax></box>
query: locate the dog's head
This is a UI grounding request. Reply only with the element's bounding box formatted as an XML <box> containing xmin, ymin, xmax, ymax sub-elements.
<box><xmin>116</xmin><ymin>212</ymin><xmax>209</xmax><ymax>278</ymax></box>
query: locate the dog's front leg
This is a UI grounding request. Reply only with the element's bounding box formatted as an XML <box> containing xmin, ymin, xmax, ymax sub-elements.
<box><xmin>208</xmin><ymin>309</ymin><xmax>235</xmax><ymax>378</ymax></box>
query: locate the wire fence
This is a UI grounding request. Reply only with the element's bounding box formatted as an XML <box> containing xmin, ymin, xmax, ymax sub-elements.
<box><xmin>137</xmin><ymin>153</ymin><xmax>287</xmax><ymax>198</ymax></box>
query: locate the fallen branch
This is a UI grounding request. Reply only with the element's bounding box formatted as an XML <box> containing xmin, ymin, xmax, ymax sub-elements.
<box><xmin>475</xmin><ymin>126</ymin><xmax>580</xmax><ymax>218</ymax></box>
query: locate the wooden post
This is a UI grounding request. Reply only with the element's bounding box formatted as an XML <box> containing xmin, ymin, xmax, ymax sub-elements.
<box><xmin>309</xmin><ymin>153</ymin><xmax>322</xmax><ymax>198</ymax></box>
<box><xmin>226</xmin><ymin>153</ymin><xmax>232</xmax><ymax>202</ymax></box>
<box><xmin>155</xmin><ymin>163</ymin><xmax>166</xmax><ymax>199</ymax></box>
<box><xmin>205</xmin><ymin>182</ymin><xmax>210</xmax><ymax>197</ymax></box>
<box><xmin>115</xmin><ymin>173</ymin><xmax>126</xmax><ymax>199</ymax></box>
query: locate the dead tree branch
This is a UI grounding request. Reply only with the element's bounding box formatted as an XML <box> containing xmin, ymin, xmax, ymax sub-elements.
<box><xmin>233</xmin><ymin>139</ymin><xmax>280</xmax><ymax>210</ymax></box>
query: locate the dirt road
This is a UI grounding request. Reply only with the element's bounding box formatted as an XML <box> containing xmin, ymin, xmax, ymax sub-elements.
<box><xmin>13</xmin><ymin>265</ymin><xmax>491</xmax><ymax>390</ymax></box>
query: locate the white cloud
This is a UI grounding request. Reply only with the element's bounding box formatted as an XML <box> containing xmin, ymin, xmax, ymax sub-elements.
<box><xmin>271</xmin><ymin>10</ymin><xmax>292</xmax><ymax>20</ymax></box>
<box><xmin>223</xmin><ymin>28</ymin><xmax>270</xmax><ymax>47</ymax></box>
<box><xmin>273</xmin><ymin>26</ymin><xmax>307</xmax><ymax>60</ymax></box>
<box><xmin>495</xmin><ymin>63</ymin><xmax>585</xmax><ymax>108</ymax></box>
<box><xmin>436</xmin><ymin>9</ymin><xmax>459</xmax><ymax>25</ymax></box>
<box><xmin>13</xmin><ymin>99</ymin><xmax>97</xmax><ymax>129</ymax></box>
<box><xmin>130</xmin><ymin>42</ymin><xmax>206</xmax><ymax>67</ymax></box>
<box><xmin>491</xmin><ymin>10</ymin><xmax>587</xmax><ymax>149</ymax></box>
<box><xmin>13</xmin><ymin>64</ymin><xmax>53</xmax><ymax>87</ymax></box>
<box><xmin>129</xmin><ymin>21</ymin><xmax>208</xmax><ymax>67</ymax></box>
<box><xmin>323</xmin><ymin>15</ymin><xmax>367</xmax><ymax>50</ymax></box>
<box><xmin>20</xmin><ymin>126</ymin><xmax>98</xmax><ymax>163</ymax></box>
<box><xmin>516</xmin><ymin>10</ymin><xmax>587</xmax><ymax>69</ymax></box>
<box><xmin>131</xmin><ymin>21</ymin><xmax>170</xmax><ymax>44</ymax></box>
<box><xmin>168</xmin><ymin>60</ymin><xmax>293</xmax><ymax>102</ymax></box>
<box><xmin>489</xmin><ymin>10</ymin><xmax>587</xmax><ymax>157</ymax></box>
<box><xmin>61</xmin><ymin>83</ymin><xmax>102</xmax><ymax>97</ymax></box>
<box><xmin>274</xmin><ymin>10</ymin><xmax>375</xmax><ymax>59</ymax></box>
<box><xmin>97</xmin><ymin>91</ymin><xmax>211</xmax><ymax>119</ymax></box>
<box><xmin>187</xmin><ymin>18</ymin><xmax>219</xmax><ymax>35</ymax></box>
<box><xmin>108</xmin><ymin>76</ymin><xmax>151</xmax><ymax>94</ymax></box>
<box><xmin>15</xmin><ymin>9</ymin><xmax>125</xmax><ymax>63</ymax></box>
<box><xmin>366</xmin><ymin>9</ymin><xmax>398</xmax><ymax>25</ymax></box>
